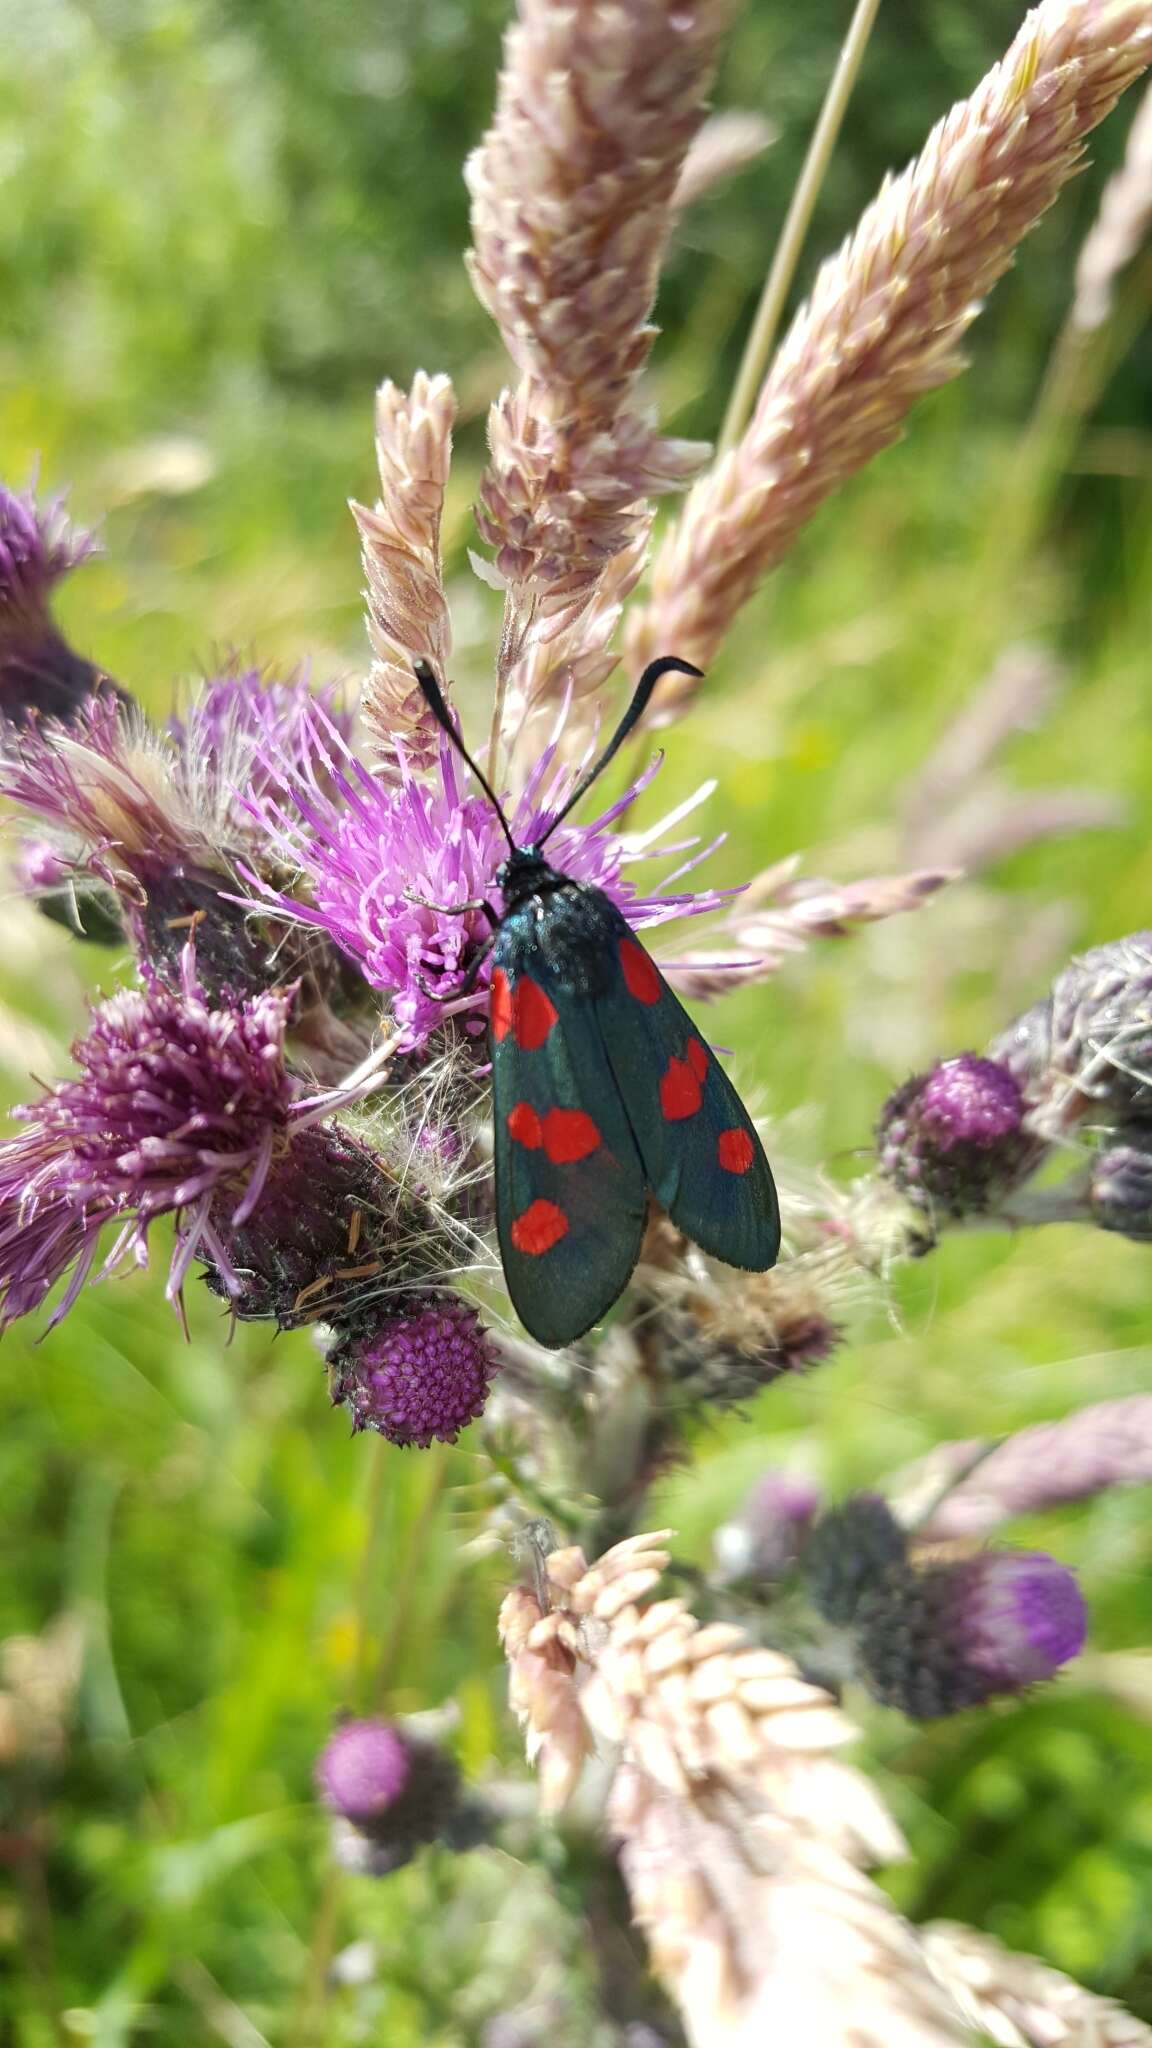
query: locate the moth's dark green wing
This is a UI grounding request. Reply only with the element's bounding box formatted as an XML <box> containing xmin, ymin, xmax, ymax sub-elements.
<box><xmin>488</xmin><ymin>939</ymin><xmax>648</xmax><ymax>1349</ymax></box>
<box><xmin>590</xmin><ymin>906</ymin><xmax>780</xmax><ymax>1272</ymax></box>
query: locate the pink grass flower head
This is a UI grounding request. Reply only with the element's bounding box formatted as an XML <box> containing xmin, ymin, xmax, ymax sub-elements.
<box><xmin>247</xmin><ymin>711</ymin><xmax>730</xmax><ymax>1054</ymax></box>
<box><xmin>0</xmin><ymin>484</ymin><xmax>106</xmax><ymax>726</ymax></box>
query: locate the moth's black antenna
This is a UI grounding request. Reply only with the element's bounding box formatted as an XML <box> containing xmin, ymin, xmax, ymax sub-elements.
<box><xmin>536</xmin><ymin>655</ymin><xmax>703</xmax><ymax>848</ymax></box>
<box><xmin>412</xmin><ymin>659</ymin><xmax>517</xmax><ymax>855</ymax></box>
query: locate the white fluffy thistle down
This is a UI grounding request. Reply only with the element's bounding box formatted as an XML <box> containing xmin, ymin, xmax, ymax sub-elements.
<box><xmin>500</xmin><ymin>1530</ymin><xmax>972</xmax><ymax>2047</ymax></box>
<box><xmin>626</xmin><ymin>0</ymin><xmax>1152</xmax><ymax>712</ymax></box>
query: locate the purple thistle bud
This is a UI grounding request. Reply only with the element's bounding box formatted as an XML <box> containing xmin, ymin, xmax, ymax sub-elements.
<box><xmin>713</xmin><ymin>1469</ymin><xmax>823</xmax><ymax>1583</ymax></box>
<box><xmin>315</xmin><ymin>1717</ymin><xmax>463</xmax><ymax>1875</ymax></box>
<box><xmin>992</xmin><ymin>934</ymin><xmax>1152</xmax><ymax>1136</ymax></box>
<box><xmin>331</xmin><ymin>1295</ymin><xmax>496</xmax><ymax>1448</ymax></box>
<box><xmin>1090</xmin><ymin>1129</ymin><xmax>1152</xmax><ymax>1241</ymax></box>
<box><xmin>244</xmin><ymin>716</ymin><xmax>731</xmax><ymax>1054</ymax></box>
<box><xmin>803</xmin><ymin>1494</ymin><xmax>909</xmax><ymax>1624</ymax></box>
<box><xmin>1048</xmin><ymin>934</ymin><xmax>1152</xmax><ymax>1124</ymax></box>
<box><xmin>0</xmin><ymin>948</ymin><xmax>296</xmax><ymax>1326</ymax></box>
<box><xmin>0</xmin><ymin>484</ymin><xmax>106</xmax><ymax>726</ymax></box>
<box><xmin>854</xmin><ymin>1549</ymin><xmax>1086</xmax><ymax>1719</ymax></box>
<box><xmin>877</xmin><ymin>1053</ymin><xmax>1035</xmax><ymax>1218</ymax></box>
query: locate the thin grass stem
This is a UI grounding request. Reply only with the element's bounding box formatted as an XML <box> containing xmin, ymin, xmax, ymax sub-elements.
<box><xmin>718</xmin><ymin>0</ymin><xmax>886</xmax><ymax>456</ymax></box>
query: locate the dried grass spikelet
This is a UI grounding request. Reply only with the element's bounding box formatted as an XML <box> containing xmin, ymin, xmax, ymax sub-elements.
<box><xmin>921</xmin><ymin>1920</ymin><xmax>1152</xmax><ymax>2045</ymax></box>
<box><xmin>501</xmin><ymin>519</ymin><xmax>653</xmax><ymax>769</ymax></box>
<box><xmin>673</xmin><ymin>110</ymin><xmax>778</xmax><ymax>213</ymax></box>
<box><xmin>894</xmin><ymin>1392</ymin><xmax>1152</xmax><ymax>1539</ymax></box>
<box><xmin>626</xmin><ymin>0</ymin><xmax>1152</xmax><ymax>703</ymax></box>
<box><xmin>1073</xmin><ymin>74</ymin><xmax>1152</xmax><ymax>326</ymax></box>
<box><xmin>467</xmin><ymin>0</ymin><xmax>733</xmax><ymax>655</ymax></box>
<box><xmin>501</xmin><ymin>1530</ymin><xmax>971</xmax><ymax>2047</ymax></box>
<box><xmin>351</xmin><ymin>372</ymin><xmax>456</xmax><ymax>771</ymax></box>
<box><xmin>664</xmin><ymin>855</ymin><xmax>953</xmax><ymax>1000</ymax></box>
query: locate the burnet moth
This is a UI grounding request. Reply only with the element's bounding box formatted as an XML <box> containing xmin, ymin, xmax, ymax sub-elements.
<box><xmin>412</xmin><ymin>657</ymin><xmax>781</xmax><ymax>1349</ymax></box>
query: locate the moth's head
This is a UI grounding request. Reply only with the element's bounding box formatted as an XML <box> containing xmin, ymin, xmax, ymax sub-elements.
<box><xmin>495</xmin><ymin>845</ymin><xmax>554</xmax><ymax>902</ymax></box>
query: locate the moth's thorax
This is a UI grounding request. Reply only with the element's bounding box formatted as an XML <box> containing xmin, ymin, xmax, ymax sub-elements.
<box><xmin>494</xmin><ymin>847</ymin><xmax>623</xmax><ymax>998</ymax></box>
<box><xmin>494</xmin><ymin>846</ymin><xmax>564</xmax><ymax>910</ymax></box>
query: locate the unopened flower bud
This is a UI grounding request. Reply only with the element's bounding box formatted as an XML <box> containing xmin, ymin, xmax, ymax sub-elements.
<box><xmin>315</xmin><ymin>1717</ymin><xmax>463</xmax><ymax>1875</ymax></box>
<box><xmin>804</xmin><ymin>1494</ymin><xmax>908</xmax><ymax>1624</ymax></box>
<box><xmin>713</xmin><ymin>1470</ymin><xmax>822</xmax><ymax>1583</ymax></box>
<box><xmin>853</xmin><ymin>1549</ymin><xmax>1086</xmax><ymax>1719</ymax></box>
<box><xmin>1090</xmin><ymin>1129</ymin><xmax>1152</xmax><ymax>1241</ymax></box>
<box><xmin>877</xmin><ymin>1053</ymin><xmax>1033</xmax><ymax>1217</ymax></box>
<box><xmin>331</xmin><ymin>1295</ymin><xmax>496</xmax><ymax>1448</ymax></box>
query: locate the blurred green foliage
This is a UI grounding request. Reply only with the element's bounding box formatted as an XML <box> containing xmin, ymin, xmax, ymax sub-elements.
<box><xmin>2</xmin><ymin>0</ymin><xmax>1152</xmax><ymax>2041</ymax></box>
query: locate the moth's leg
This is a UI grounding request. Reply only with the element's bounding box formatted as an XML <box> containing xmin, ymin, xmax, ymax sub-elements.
<box><xmin>415</xmin><ymin>931</ymin><xmax>496</xmax><ymax>1002</ymax></box>
<box><xmin>405</xmin><ymin>887</ymin><xmax>500</xmax><ymax>928</ymax></box>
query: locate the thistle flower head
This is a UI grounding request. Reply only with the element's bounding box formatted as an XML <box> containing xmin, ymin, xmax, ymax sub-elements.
<box><xmin>0</xmin><ymin>947</ymin><xmax>296</xmax><ymax>1325</ymax></box>
<box><xmin>315</xmin><ymin>1716</ymin><xmax>464</xmax><ymax>1875</ymax></box>
<box><xmin>167</xmin><ymin>662</ymin><xmax>353</xmax><ymax>814</ymax></box>
<box><xmin>0</xmin><ymin>678</ymin><xmax>353</xmax><ymax>994</ymax></box>
<box><xmin>1090</xmin><ymin>1129</ymin><xmax>1152</xmax><ymax>1241</ymax></box>
<box><xmin>0</xmin><ymin>485</ymin><xmax>103</xmax><ymax>726</ymax></box>
<box><xmin>854</xmin><ymin>1549</ymin><xmax>1087</xmax><ymax>1719</ymax></box>
<box><xmin>877</xmin><ymin>1053</ymin><xmax>1033</xmax><ymax>1217</ymax></box>
<box><xmin>713</xmin><ymin>1468</ymin><xmax>823</xmax><ymax>1583</ymax></box>
<box><xmin>248</xmin><ymin>715</ymin><xmax>728</xmax><ymax>1052</ymax></box>
<box><xmin>1046</xmin><ymin>933</ymin><xmax>1152</xmax><ymax>1125</ymax></box>
<box><xmin>331</xmin><ymin>1295</ymin><xmax>496</xmax><ymax>1448</ymax></box>
<box><xmin>803</xmin><ymin>1494</ymin><xmax>909</xmax><ymax>1625</ymax></box>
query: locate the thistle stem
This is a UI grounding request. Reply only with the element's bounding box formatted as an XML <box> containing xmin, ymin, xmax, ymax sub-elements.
<box><xmin>718</xmin><ymin>0</ymin><xmax>886</xmax><ymax>456</ymax></box>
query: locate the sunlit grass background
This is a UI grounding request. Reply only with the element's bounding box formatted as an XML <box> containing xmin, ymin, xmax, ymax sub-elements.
<box><xmin>3</xmin><ymin>0</ymin><xmax>1152</xmax><ymax>2040</ymax></box>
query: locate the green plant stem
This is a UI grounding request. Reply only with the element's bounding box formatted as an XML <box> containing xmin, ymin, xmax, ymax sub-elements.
<box><xmin>718</xmin><ymin>0</ymin><xmax>886</xmax><ymax>456</ymax></box>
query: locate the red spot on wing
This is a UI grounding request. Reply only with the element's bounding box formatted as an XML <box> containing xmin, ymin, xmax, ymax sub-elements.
<box><xmin>507</xmin><ymin>1102</ymin><xmax>543</xmax><ymax>1148</ymax></box>
<box><xmin>686</xmin><ymin>1036</ymin><xmax>709</xmax><ymax>1083</ymax></box>
<box><xmin>660</xmin><ymin>1053</ymin><xmax>703</xmax><ymax>1121</ymax></box>
<box><xmin>511</xmin><ymin>1198</ymin><xmax>569</xmax><ymax>1255</ymax></box>
<box><xmin>718</xmin><ymin>1127</ymin><xmax>755</xmax><ymax>1175</ymax></box>
<box><xmin>491</xmin><ymin>968</ymin><xmax>513</xmax><ymax>1042</ymax></box>
<box><xmin>620</xmin><ymin>936</ymin><xmax>662</xmax><ymax>1005</ymax></box>
<box><xmin>512</xmin><ymin>976</ymin><xmax>559</xmax><ymax>1050</ymax></box>
<box><xmin>542</xmin><ymin>1108</ymin><xmax>601</xmax><ymax>1163</ymax></box>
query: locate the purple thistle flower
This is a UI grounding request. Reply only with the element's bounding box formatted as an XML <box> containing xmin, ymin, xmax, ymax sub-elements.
<box><xmin>14</xmin><ymin>838</ymin><xmax>70</xmax><ymax>893</ymax></box>
<box><xmin>713</xmin><ymin>1469</ymin><xmax>823</xmax><ymax>1583</ymax></box>
<box><xmin>803</xmin><ymin>1493</ymin><xmax>910</xmax><ymax>1625</ymax></box>
<box><xmin>877</xmin><ymin>1052</ymin><xmax>1037</xmax><ymax>1219</ymax></box>
<box><xmin>0</xmin><ymin>947</ymin><xmax>296</xmax><ymax>1327</ymax></box>
<box><xmin>244</xmin><ymin>714</ymin><xmax>730</xmax><ymax>1053</ymax></box>
<box><xmin>0</xmin><ymin>680</ymin><xmax>356</xmax><ymax>995</ymax></box>
<box><xmin>331</xmin><ymin>1294</ymin><xmax>496</xmax><ymax>1448</ymax></box>
<box><xmin>167</xmin><ymin>662</ymin><xmax>353</xmax><ymax>810</ymax></box>
<box><xmin>853</xmin><ymin>1548</ymin><xmax>1086</xmax><ymax>1719</ymax></box>
<box><xmin>0</xmin><ymin>484</ymin><xmax>105</xmax><ymax>726</ymax></box>
<box><xmin>315</xmin><ymin>1717</ymin><xmax>465</xmax><ymax>1875</ymax></box>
